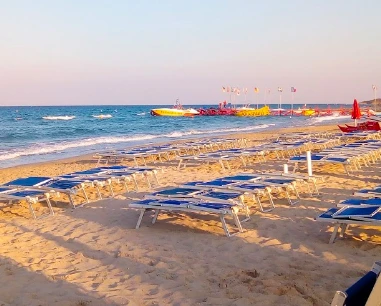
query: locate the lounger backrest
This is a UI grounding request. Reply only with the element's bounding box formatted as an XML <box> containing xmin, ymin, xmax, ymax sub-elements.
<box><xmin>331</xmin><ymin>262</ymin><xmax>381</xmax><ymax>306</ymax></box>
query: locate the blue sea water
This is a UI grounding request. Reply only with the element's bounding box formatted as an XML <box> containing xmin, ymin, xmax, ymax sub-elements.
<box><xmin>0</xmin><ymin>104</ymin><xmax>351</xmax><ymax>168</ymax></box>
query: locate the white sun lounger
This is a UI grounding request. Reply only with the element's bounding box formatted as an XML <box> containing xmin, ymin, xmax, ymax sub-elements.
<box><xmin>0</xmin><ymin>187</ymin><xmax>54</xmax><ymax>219</ymax></box>
<box><xmin>315</xmin><ymin>206</ymin><xmax>381</xmax><ymax>243</ymax></box>
<box><xmin>129</xmin><ymin>198</ymin><xmax>244</xmax><ymax>237</ymax></box>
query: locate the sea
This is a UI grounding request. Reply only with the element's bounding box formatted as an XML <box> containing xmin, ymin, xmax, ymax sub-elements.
<box><xmin>0</xmin><ymin>104</ymin><xmax>352</xmax><ymax>168</ymax></box>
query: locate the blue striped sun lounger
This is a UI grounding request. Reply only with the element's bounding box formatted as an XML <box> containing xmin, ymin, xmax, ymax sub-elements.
<box><xmin>0</xmin><ymin>187</ymin><xmax>54</xmax><ymax>219</ymax></box>
<box><xmin>331</xmin><ymin>261</ymin><xmax>381</xmax><ymax>306</ymax></box>
<box><xmin>147</xmin><ymin>187</ymin><xmax>250</xmax><ymax>222</ymax></box>
<box><xmin>129</xmin><ymin>198</ymin><xmax>244</xmax><ymax>237</ymax></box>
<box><xmin>337</xmin><ymin>198</ymin><xmax>381</xmax><ymax>208</ymax></box>
<box><xmin>2</xmin><ymin>176</ymin><xmax>96</xmax><ymax>208</ymax></box>
<box><xmin>354</xmin><ymin>186</ymin><xmax>381</xmax><ymax>198</ymax></box>
<box><xmin>183</xmin><ymin>178</ymin><xmax>276</xmax><ymax>212</ymax></box>
<box><xmin>315</xmin><ymin>206</ymin><xmax>381</xmax><ymax>243</ymax></box>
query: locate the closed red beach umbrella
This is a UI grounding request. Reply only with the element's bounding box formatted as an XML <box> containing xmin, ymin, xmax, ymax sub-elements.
<box><xmin>351</xmin><ymin>99</ymin><xmax>361</xmax><ymax>126</ymax></box>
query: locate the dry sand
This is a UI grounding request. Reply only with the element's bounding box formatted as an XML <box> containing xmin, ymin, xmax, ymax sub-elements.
<box><xmin>0</xmin><ymin>125</ymin><xmax>380</xmax><ymax>306</ymax></box>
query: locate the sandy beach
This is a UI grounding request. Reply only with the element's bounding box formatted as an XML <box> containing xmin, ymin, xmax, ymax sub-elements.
<box><xmin>0</xmin><ymin>124</ymin><xmax>380</xmax><ymax>306</ymax></box>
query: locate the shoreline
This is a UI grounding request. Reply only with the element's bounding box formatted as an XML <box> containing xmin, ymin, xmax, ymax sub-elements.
<box><xmin>0</xmin><ymin>124</ymin><xmax>339</xmax><ymax>179</ymax></box>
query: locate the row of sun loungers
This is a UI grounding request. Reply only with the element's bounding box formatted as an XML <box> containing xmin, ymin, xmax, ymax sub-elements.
<box><xmin>93</xmin><ymin>138</ymin><xmax>248</xmax><ymax>166</ymax></box>
<box><xmin>176</xmin><ymin>138</ymin><xmax>341</xmax><ymax>171</ymax></box>
<box><xmin>290</xmin><ymin>139</ymin><xmax>381</xmax><ymax>174</ymax></box>
<box><xmin>129</xmin><ymin>172</ymin><xmax>320</xmax><ymax>237</ymax></box>
<box><xmin>0</xmin><ymin>165</ymin><xmax>161</xmax><ymax>219</ymax></box>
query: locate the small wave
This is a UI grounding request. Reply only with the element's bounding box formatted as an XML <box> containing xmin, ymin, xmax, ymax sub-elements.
<box><xmin>309</xmin><ymin>114</ymin><xmax>350</xmax><ymax>124</ymax></box>
<box><xmin>136</xmin><ymin>112</ymin><xmax>146</xmax><ymax>116</ymax></box>
<box><xmin>165</xmin><ymin>124</ymin><xmax>275</xmax><ymax>137</ymax></box>
<box><xmin>0</xmin><ymin>124</ymin><xmax>276</xmax><ymax>162</ymax></box>
<box><xmin>43</xmin><ymin>116</ymin><xmax>76</xmax><ymax>120</ymax></box>
<box><xmin>92</xmin><ymin>114</ymin><xmax>112</xmax><ymax>119</ymax></box>
<box><xmin>0</xmin><ymin>135</ymin><xmax>156</xmax><ymax>161</ymax></box>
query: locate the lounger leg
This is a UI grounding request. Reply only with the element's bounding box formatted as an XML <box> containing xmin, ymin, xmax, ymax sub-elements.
<box><xmin>81</xmin><ymin>186</ymin><xmax>90</xmax><ymax>203</ymax></box>
<box><xmin>123</xmin><ymin>178</ymin><xmax>130</xmax><ymax>192</ymax></box>
<box><xmin>240</xmin><ymin>156</ymin><xmax>246</xmax><ymax>167</ymax></box>
<box><xmin>339</xmin><ymin>224</ymin><xmax>348</xmax><ymax>237</ymax></box>
<box><xmin>312</xmin><ymin>179</ymin><xmax>319</xmax><ymax>195</ymax></box>
<box><xmin>152</xmin><ymin>170</ymin><xmax>160</xmax><ymax>185</ymax></box>
<box><xmin>144</xmin><ymin>173</ymin><xmax>152</xmax><ymax>189</ymax></box>
<box><xmin>136</xmin><ymin>210</ymin><xmax>146</xmax><ymax>229</ymax></box>
<box><xmin>219</xmin><ymin>160</ymin><xmax>226</xmax><ymax>171</ymax></box>
<box><xmin>267</xmin><ymin>190</ymin><xmax>275</xmax><ymax>209</ymax></box>
<box><xmin>108</xmin><ymin>182</ymin><xmax>115</xmax><ymax>197</ymax></box>
<box><xmin>95</xmin><ymin>185</ymin><xmax>103</xmax><ymax>199</ymax></box>
<box><xmin>232</xmin><ymin>212</ymin><xmax>244</xmax><ymax>233</ymax></box>
<box><xmin>329</xmin><ymin>224</ymin><xmax>340</xmax><ymax>244</ymax></box>
<box><xmin>68</xmin><ymin>194</ymin><xmax>76</xmax><ymax>208</ymax></box>
<box><xmin>46</xmin><ymin>198</ymin><xmax>55</xmax><ymax>216</ymax></box>
<box><xmin>220</xmin><ymin>215</ymin><xmax>231</xmax><ymax>237</ymax></box>
<box><xmin>152</xmin><ymin>210</ymin><xmax>160</xmax><ymax>224</ymax></box>
<box><xmin>292</xmin><ymin>185</ymin><xmax>300</xmax><ymax>199</ymax></box>
<box><xmin>177</xmin><ymin>159</ymin><xmax>183</xmax><ymax>170</ymax></box>
<box><xmin>27</xmin><ymin>202</ymin><xmax>37</xmax><ymax>219</ymax></box>
<box><xmin>131</xmin><ymin>174</ymin><xmax>139</xmax><ymax>191</ymax></box>
<box><xmin>285</xmin><ymin>190</ymin><xmax>296</xmax><ymax>205</ymax></box>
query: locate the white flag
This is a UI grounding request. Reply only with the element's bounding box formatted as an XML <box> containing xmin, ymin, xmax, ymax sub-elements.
<box><xmin>278</xmin><ymin>87</ymin><xmax>283</xmax><ymax>92</ymax></box>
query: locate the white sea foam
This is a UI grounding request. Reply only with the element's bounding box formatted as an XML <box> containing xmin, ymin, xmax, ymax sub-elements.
<box><xmin>166</xmin><ymin>124</ymin><xmax>275</xmax><ymax>137</ymax></box>
<box><xmin>92</xmin><ymin>114</ymin><xmax>112</xmax><ymax>119</ymax></box>
<box><xmin>0</xmin><ymin>135</ymin><xmax>156</xmax><ymax>161</ymax></box>
<box><xmin>42</xmin><ymin>116</ymin><xmax>76</xmax><ymax>120</ymax></box>
<box><xmin>308</xmin><ymin>114</ymin><xmax>350</xmax><ymax>124</ymax></box>
<box><xmin>136</xmin><ymin>112</ymin><xmax>146</xmax><ymax>116</ymax></box>
<box><xmin>0</xmin><ymin>124</ymin><xmax>275</xmax><ymax>162</ymax></box>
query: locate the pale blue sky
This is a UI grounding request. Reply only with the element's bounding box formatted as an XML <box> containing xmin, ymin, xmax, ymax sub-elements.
<box><xmin>0</xmin><ymin>0</ymin><xmax>380</xmax><ymax>105</ymax></box>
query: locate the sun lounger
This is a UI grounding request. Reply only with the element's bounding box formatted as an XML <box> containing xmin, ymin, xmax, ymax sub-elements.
<box><xmin>290</xmin><ymin>154</ymin><xmax>355</xmax><ymax>174</ymax></box>
<box><xmin>147</xmin><ymin>187</ymin><xmax>250</xmax><ymax>221</ymax></box>
<box><xmin>315</xmin><ymin>206</ymin><xmax>381</xmax><ymax>243</ymax></box>
<box><xmin>129</xmin><ymin>198</ymin><xmax>244</xmax><ymax>237</ymax></box>
<box><xmin>337</xmin><ymin>198</ymin><xmax>381</xmax><ymax>208</ymax></box>
<box><xmin>183</xmin><ymin>177</ymin><xmax>277</xmax><ymax>211</ymax></box>
<box><xmin>257</xmin><ymin>172</ymin><xmax>321</xmax><ymax>195</ymax></box>
<box><xmin>331</xmin><ymin>261</ymin><xmax>381</xmax><ymax>306</ymax></box>
<box><xmin>353</xmin><ymin>186</ymin><xmax>381</xmax><ymax>199</ymax></box>
<box><xmin>185</xmin><ymin>174</ymin><xmax>300</xmax><ymax>206</ymax></box>
<box><xmin>2</xmin><ymin>176</ymin><xmax>96</xmax><ymax>208</ymax></box>
<box><xmin>177</xmin><ymin>153</ymin><xmax>235</xmax><ymax>171</ymax></box>
<box><xmin>0</xmin><ymin>187</ymin><xmax>54</xmax><ymax>219</ymax></box>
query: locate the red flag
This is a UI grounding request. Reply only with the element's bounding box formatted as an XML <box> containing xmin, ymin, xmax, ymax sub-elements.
<box><xmin>291</xmin><ymin>87</ymin><xmax>296</xmax><ymax>93</ymax></box>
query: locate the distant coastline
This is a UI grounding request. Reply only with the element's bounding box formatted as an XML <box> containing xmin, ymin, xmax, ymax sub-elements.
<box><xmin>360</xmin><ymin>98</ymin><xmax>381</xmax><ymax>106</ymax></box>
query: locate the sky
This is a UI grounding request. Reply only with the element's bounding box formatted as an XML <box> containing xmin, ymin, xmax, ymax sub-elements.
<box><xmin>0</xmin><ymin>0</ymin><xmax>380</xmax><ymax>106</ymax></box>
